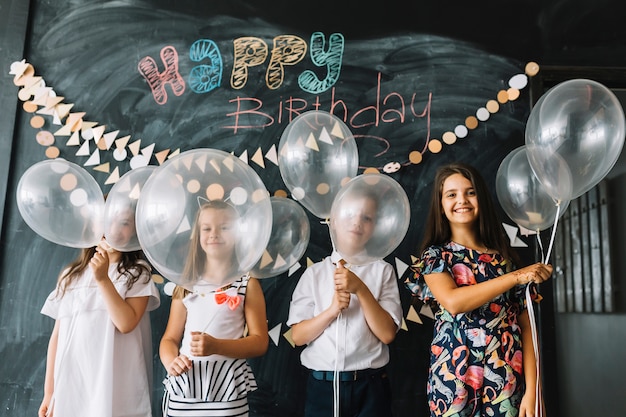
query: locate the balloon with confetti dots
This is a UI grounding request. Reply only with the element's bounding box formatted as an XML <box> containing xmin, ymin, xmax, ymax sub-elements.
<box><xmin>136</xmin><ymin>148</ymin><xmax>272</xmax><ymax>289</ymax></box>
<box><xmin>278</xmin><ymin>110</ymin><xmax>358</xmax><ymax>219</ymax></box>
<box><xmin>16</xmin><ymin>159</ymin><xmax>105</xmax><ymax>248</ymax></box>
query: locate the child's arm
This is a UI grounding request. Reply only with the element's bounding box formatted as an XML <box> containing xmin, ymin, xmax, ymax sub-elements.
<box><xmin>517</xmin><ymin>309</ymin><xmax>539</xmax><ymax>417</ymax></box>
<box><xmin>90</xmin><ymin>245</ymin><xmax>150</xmax><ymax>333</ymax></box>
<box><xmin>423</xmin><ymin>262</ymin><xmax>552</xmax><ymax>315</ymax></box>
<box><xmin>38</xmin><ymin>321</ymin><xmax>59</xmax><ymax>417</ymax></box>
<box><xmin>290</xmin><ymin>289</ymin><xmax>350</xmax><ymax>346</ymax></box>
<box><xmin>190</xmin><ymin>277</ymin><xmax>269</xmax><ymax>358</ymax></box>
<box><xmin>160</xmin><ymin>297</ymin><xmax>192</xmax><ymax>376</ymax></box>
<box><xmin>334</xmin><ymin>262</ymin><xmax>397</xmax><ymax>344</ymax></box>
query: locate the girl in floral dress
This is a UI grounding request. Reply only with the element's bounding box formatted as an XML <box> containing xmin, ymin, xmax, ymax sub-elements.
<box><xmin>405</xmin><ymin>162</ymin><xmax>553</xmax><ymax>417</ymax></box>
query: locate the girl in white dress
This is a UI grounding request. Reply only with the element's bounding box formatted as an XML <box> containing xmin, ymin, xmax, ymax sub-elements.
<box><xmin>160</xmin><ymin>201</ymin><xmax>269</xmax><ymax>417</ymax></box>
<box><xmin>38</xmin><ymin>215</ymin><xmax>161</xmax><ymax>417</ymax></box>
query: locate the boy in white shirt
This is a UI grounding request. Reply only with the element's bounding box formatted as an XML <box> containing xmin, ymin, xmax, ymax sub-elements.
<box><xmin>287</xmin><ymin>189</ymin><xmax>403</xmax><ymax>417</ymax></box>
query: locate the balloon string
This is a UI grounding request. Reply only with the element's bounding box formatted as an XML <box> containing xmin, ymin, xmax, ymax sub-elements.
<box><xmin>324</xmin><ymin>219</ymin><xmax>338</xmax><ymax>254</ymax></box>
<box><xmin>536</xmin><ymin>233</ymin><xmax>545</xmax><ymax>264</ymax></box>
<box><xmin>333</xmin><ymin>313</ymin><xmax>342</xmax><ymax>417</ymax></box>
<box><xmin>526</xmin><ymin>284</ymin><xmax>543</xmax><ymax>417</ymax></box>
<box><xmin>544</xmin><ymin>202</ymin><xmax>561</xmax><ymax>264</ymax></box>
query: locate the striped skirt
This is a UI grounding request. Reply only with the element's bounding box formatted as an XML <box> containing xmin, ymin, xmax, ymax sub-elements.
<box><xmin>162</xmin><ymin>358</ymin><xmax>257</xmax><ymax>417</ymax></box>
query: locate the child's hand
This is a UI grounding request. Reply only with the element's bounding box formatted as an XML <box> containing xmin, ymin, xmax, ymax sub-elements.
<box><xmin>189</xmin><ymin>331</ymin><xmax>218</xmax><ymax>357</ymax></box>
<box><xmin>518</xmin><ymin>388</ymin><xmax>538</xmax><ymax>417</ymax></box>
<box><xmin>90</xmin><ymin>242</ymin><xmax>110</xmax><ymax>281</ymax></box>
<box><xmin>331</xmin><ymin>289</ymin><xmax>351</xmax><ymax>315</ymax></box>
<box><xmin>334</xmin><ymin>260</ymin><xmax>363</xmax><ymax>294</ymax></box>
<box><xmin>166</xmin><ymin>354</ymin><xmax>192</xmax><ymax>376</ymax></box>
<box><xmin>513</xmin><ymin>263</ymin><xmax>553</xmax><ymax>285</ymax></box>
<box><xmin>38</xmin><ymin>396</ymin><xmax>53</xmax><ymax>417</ymax></box>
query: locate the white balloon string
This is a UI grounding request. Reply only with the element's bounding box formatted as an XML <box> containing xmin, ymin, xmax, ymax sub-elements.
<box><xmin>544</xmin><ymin>202</ymin><xmax>561</xmax><ymax>264</ymax></box>
<box><xmin>525</xmin><ymin>284</ymin><xmax>543</xmax><ymax>417</ymax></box>
<box><xmin>324</xmin><ymin>219</ymin><xmax>337</xmax><ymax>254</ymax></box>
<box><xmin>536</xmin><ymin>233</ymin><xmax>545</xmax><ymax>264</ymax></box>
<box><xmin>333</xmin><ymin>313</ymin><xmax>341</xmax><ymax>417</ymax></box>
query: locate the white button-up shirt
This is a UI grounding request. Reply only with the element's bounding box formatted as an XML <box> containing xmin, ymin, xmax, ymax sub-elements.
<box><xmin>287</xmin><ymin>251</ymin><xmax>403</xmax><ymax>371</ymax></box>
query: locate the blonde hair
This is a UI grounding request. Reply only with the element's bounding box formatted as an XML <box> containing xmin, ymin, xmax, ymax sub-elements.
<box><xmin>179</xmin><ymin>200</ymin><xmax>238</xmax><ymax>287</ymax></box>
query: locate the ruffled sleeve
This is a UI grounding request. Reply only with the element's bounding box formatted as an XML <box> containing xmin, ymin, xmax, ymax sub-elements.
<box><xmin>404</xmin><ymin>245</ymin><xmax>447</xmax><ymax>302</ymax></box>
<box><xmin>40</xmin><ymin>288</ymin><xmax>61</xmax><ymax>319</ymax></box>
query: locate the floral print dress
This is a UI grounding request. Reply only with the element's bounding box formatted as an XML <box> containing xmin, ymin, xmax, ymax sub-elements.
<box><xmin>405</xmin><ymin>242</ymin><xmax>532</xmax><ymax>417</ymax></box>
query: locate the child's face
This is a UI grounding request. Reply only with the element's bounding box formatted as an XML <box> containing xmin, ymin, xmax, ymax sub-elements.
<box><xmin>106</xmin><ymin>208</ymin><xmax>136</xmax><ymax>247</ymax></box>
<box><xmin>198</xmin><ymin>207</ymin><xmax>237</xmax><ymax>258</ymax></box>
<box><xmin>332</xmin><ymin>195</ymin><xmax>377</xmax><ymax>255</ymax></box>
<box><xmin>441</xmin><ymin>173</ymin><xmax>479</xmax><ymax>226</ymax></box>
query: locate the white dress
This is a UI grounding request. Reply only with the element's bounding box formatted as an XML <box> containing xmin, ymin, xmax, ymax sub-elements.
<box><xmin>41</xmin><ymin>260</ymin><xmax>160</xmax><ymax>417</ymax></box>
<box><xmin>162</xmin><ymin>275</ymin><xmax>257</xmax><ymax>417</ymax></box>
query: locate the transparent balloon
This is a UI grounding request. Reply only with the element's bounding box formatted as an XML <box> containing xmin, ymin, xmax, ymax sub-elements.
<box><xmin>103</xmin><ymin>166</ymin><xmax>156</xmax><ymax>252</ymax></box>
<box><xmin>278</xmin><ymin>110</ymin><xmax>359</xmax><ymax>219</ymax></box>
<box><xmin>329</xmin><ymin>173</ymin><xmax>410</xmax><ymax>266</ymax></box>
<box><xmin>250</xmin><ymin>197</ymin><xmax>311</xmax><ymax>278</ymax></box>
<box><xmin>16</xmin><ymin>159</ymin><xmax>104</xmax><ymax>248</ymax></box>
<box><xmin>136</xmin><ymin>148</ymin><xmax>272</xmax><ymax>289</ymax></box>
<box><xmin>525</xmin><ymin>78</ymin><xmax>625</xmax><ymax>200</ymax></box>
<box><xmin>496</xmin><ymin>146</ymin><xmax>570</xmax><ymax>233</ymax></box>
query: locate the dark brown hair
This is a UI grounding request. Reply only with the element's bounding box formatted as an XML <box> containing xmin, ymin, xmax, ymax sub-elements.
<box><xmin>419</xmin><ymin>162</ymin><xmax>520</xmax><ymax>265</ymax></box>
<box><xmin>56</xmin><ymin>248</ymin><xmax>151</xmax><ymax>297</ymax></box>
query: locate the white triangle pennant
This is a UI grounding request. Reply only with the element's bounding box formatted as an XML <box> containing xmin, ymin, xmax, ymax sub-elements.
<box><xmin>512</xmin><ymin>236</ymin><xmax>528</xmax><ymax>248</ymax></box>
<box><xmin>76</xmin><ymin>140</ymin><xmax>90</xmax><ymax>156</ymax></box>
<box><xmin>100</xmin><ymin>130</ymin><xmax>119</xmax><ymax>150</ymax></box>
<box><xmin>141</xmin><ymin>142</ymin><xmax>155</xmax><ymax>159</ymax></box>
<box><xmin>318</xmin><ymin>126</ymin><xmax>333</xmax><ymax>145</ymax></box>
<box><xmin>502</xmin><ymin>222</ymin><xmax>518</xmax><ymax>245</ymax></box>
<box><xmin>176</xmin><ymin>216</ymin><xmax>191</xmax><ymax>234</ymax></box>
<box><xmin>395</xmin><ymin>257</ymin><xmax>409</xmax><ymax>279</ymax></box>
<box><xmin>288</xmin><ymin>262</ymin><xmax>301</xmax><ymax>276</ymax></box>
<box><xmin>265</xmin><ymin>144</ymin><xmax>278</xmax><ymax>166</ymax></box>
<box><xmin>269</xmin><ymin>323</ymin><xmax>282</xmax><ymax>346</ymax></box>
<box><xmin>84</xmin><ymin>149</ymin><xmax>100</xmax><ymax>166</ymax></box>
<box><xmin>104</xmin><ymin>167</ymin><xmax>121</xmax><ymax>185</ymax></box>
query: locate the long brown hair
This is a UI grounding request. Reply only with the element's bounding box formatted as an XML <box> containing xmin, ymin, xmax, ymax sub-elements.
<box><xmin>56</xmin><ymin>247</ymin><xmax>151</xmax><ymax>297</ymax></box>
<box><xmin>419</xmin><ymin>162</ymin><xmax>520</xmax><ymax>265</ymax></box>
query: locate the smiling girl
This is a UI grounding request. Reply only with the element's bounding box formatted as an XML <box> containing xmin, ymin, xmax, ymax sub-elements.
<box><xmin>405</xmin><ymin>162</ymin><xmax>553</xmax><ymax>417</ymax></box>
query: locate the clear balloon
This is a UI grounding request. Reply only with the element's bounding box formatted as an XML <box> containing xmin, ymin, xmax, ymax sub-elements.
<box><xmin>278</xmin><ymin>110</ymin><xmax>359</xmax><ymax>219</ymax></box>
<box><xmin>16</xmin><ymin>159</ymin><xmax>104</xmax><ymax>248</ymax></box>
<box><xmin>525</xmin><ymin>78</ymin><xmax>625</xmax><ymax>200</ymax></box>
<box><xmin>103</xmin><ymin>166</ymin><xmax>156</xmax><ymax>252</ymax></box>
<box><xmin>136</xmin><ymin>148</ymin><xmax>272</xmax><ymax>289</ymax></box>
<box><xmin>250</xmin><ymin>197</ymin><xmax>311</xmax><ymax>278</ymax></box>
<box><xmin>496</xmin><ymin>146</ymin><xmax>570</xmax><ymax>233</ymax></box>
<box><xmin>329</xmin><ymin>173</ymin><xmax>411</xmax><ymax>266</ymax></box>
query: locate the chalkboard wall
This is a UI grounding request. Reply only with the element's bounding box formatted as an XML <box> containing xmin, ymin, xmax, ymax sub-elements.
<box><xmin>1</xmin><ymin>1</ymin><xmax>575</xmax><ymax>416</ymax></box>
